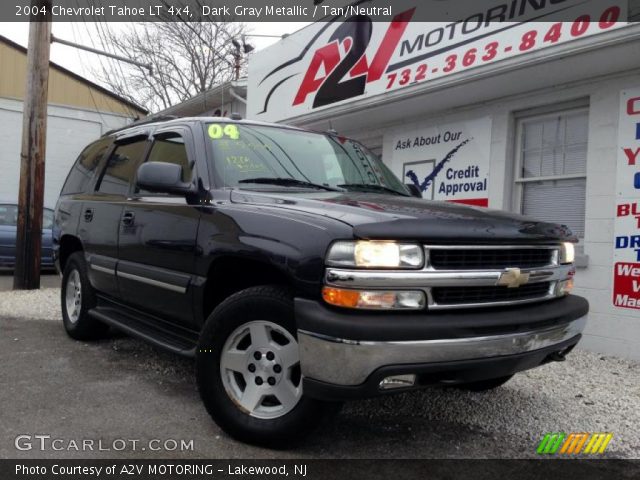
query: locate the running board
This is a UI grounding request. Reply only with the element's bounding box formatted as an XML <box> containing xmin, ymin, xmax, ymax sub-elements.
<box><xmin>89</xmin><ymin>307</ymin><xmax>198</xmax><ymax>357</ymax></box>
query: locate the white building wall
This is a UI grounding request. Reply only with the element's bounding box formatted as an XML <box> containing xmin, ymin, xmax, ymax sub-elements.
<box><xmin>0</xmin><ymin>98</ymin><xmax>134</xmax><ymax>209</ymax></box>
<box><xmin>340</xmin><ymin>69</ymin><xmax>640</xmax><ymax>360</ymax></box>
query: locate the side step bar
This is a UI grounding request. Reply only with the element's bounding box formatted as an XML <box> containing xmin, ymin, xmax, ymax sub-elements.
<box><xmin>89</xmin><ymin>306</ymin><xmax>198</xmax><ymax>357</ymax></box>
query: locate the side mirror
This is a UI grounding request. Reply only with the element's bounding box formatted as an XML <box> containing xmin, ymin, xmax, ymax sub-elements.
<box><xmin>405</xmin><ymin>183</ymin><xmax>423</xmax><ymax>198</ymax></box>
<box><xmin>136</xmin><ymin>162</ymin><xmax>193</xmax><ymax>196</ymax></box>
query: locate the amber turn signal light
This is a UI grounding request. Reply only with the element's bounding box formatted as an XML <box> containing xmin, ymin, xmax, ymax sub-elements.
<box><xmin>322</xmin><ymin>286</ymin><xmax>425</xmax><ymax>310</ymax></box>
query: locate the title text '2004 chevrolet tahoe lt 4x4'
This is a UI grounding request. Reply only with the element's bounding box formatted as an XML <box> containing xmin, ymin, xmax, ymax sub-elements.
<box><xmin>54</xmin><ymin>117</ymin><xmax>588</xmax><ymax>446</ymax></box>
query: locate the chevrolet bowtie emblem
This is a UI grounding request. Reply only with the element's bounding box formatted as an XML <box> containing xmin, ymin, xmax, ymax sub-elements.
<box><xmin>497</xmin><ymin>268</ymin><xmax>530</xmax><ymax>288</ymax></box>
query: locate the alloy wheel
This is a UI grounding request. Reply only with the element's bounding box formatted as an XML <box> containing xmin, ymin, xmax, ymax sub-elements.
<box><xmin>65</xmin><ymin>269</ymin><xmax>82</xmax><ymax>324</ymax></box>
<box><xmin>220</xmin><ymin>320</ymin><xmax>302</xmax><ymax>419</ymax></box>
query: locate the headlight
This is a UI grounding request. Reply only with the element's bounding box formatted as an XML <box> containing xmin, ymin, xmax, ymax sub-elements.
<box><xmin>560</xmin><ymin>242</ymin><xmax>575</xmax><ymax>264</ymax></box>
<box><xmin>326</xmin><ymin>241</ymin><xmax>424</xmax><ymax>269</ymax></box>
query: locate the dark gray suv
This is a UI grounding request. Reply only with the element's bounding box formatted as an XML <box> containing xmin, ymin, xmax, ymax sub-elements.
<box><xmin>54</xmin><ymin>116</ymin><xmax>588</xmax><ymax>446</ymax></box>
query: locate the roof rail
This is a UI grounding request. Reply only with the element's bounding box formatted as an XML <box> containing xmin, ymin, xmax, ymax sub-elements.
<box><xmin>103</xmin><ymin>115</ymin><xmax>179</xmax><ymax>137</ymax></box>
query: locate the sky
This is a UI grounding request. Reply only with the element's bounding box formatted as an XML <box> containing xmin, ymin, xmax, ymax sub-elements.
<box><xmin>0</xmin><ymin>21</ymin><xmax>310</xmax><ymax>82</ymax></box>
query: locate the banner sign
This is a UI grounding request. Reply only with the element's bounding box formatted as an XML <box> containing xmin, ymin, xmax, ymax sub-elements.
<box><xmin>248</xmin><ymin>0</ymin><xmax>627</xmax><ymax>122</ymax></box>
<box><xmin>385</xmin><ymin>117</ymin><xmax>492</xmax><ymax>207</ymax></box>
<box><xmin>613</xmin><ymin>87</ymin><xmax>640</xmax><ymax>310</ymax></box>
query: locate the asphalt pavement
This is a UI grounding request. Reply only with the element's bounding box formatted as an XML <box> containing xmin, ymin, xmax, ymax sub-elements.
<box><xmin>0</xmin><ymin>289</ymin><xmax>638</xmax><ymax>459</ymax></box>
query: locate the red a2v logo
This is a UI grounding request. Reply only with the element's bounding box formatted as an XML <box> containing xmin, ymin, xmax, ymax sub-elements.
<box><xmin>293</xmin><ymin>9</ymin><xmax>415</xmax><ymax>109</ymax></box>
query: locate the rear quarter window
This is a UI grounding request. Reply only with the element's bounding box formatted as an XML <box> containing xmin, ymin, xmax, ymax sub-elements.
<box><xmin>60</xmin><ymin>137</ymin><xmax>112</xmax><ymax>195</ymax></box>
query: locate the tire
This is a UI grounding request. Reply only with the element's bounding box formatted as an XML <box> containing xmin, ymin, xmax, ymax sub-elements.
<box><xmin>61</xmin><ymin>252</ymin><xmax>109</xmax><ymax>340</ymax></box>
<box><xmin>196</xmin><ymin>285</ymin><xmax>341</xmax><ymax>447</ymax></box>
<box><xmin>456</xmin><ymin>375</ymin><xmax>514</xmax><ymax>392</ymax></box>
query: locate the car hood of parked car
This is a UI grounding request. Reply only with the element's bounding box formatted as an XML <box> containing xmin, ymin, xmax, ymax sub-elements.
<box><xmin>228</xmin><ymin>189</ymin><xmax>577</xmax><ymax>243</ymax></box>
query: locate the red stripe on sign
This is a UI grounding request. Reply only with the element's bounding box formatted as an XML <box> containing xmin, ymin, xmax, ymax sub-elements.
<box><xmin>446</xmin><ymin>198</ymin><xmax>489</xmax><ymax>207</ymax></box>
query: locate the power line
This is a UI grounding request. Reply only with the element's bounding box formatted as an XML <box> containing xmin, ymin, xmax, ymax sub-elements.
<box><xmin>70</xmin><ymin>0</ymin><xmax>139</xmax><ymax>119</ymax></box>
<box><xmin>91</xmin><ymin>1</ymin><xmax>144</xmax><ymax>117</ymax></box>
<box><xmin>77</xmin><ymin>0</ymin><xmax>143</xmax><ymax>118</ymax></box>
<box><xmin>67</xmin><ymin>21</ymin><xmax>110</xmax><ymax>128</ymax></box>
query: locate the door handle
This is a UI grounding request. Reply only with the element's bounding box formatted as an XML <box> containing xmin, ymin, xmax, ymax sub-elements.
<box><xmin>122</xmin><ymin>211</ymin><xmax>135</xmax><ymax>226</ymax></box>
<box><xmin>84</xmin><ymin>208</ymin><xmax>94</xmax><ymax>222</ymax></box>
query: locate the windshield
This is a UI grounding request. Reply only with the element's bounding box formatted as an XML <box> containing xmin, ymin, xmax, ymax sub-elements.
<box><xmin>206</xmin><ymin>123</ymin><xmax>409</xmax><ymax>195</ymax></box>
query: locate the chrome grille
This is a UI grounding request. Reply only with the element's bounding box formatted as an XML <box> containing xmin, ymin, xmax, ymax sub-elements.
<box><xmin>324</xmin><ymin>244</ymin><xmax>572</xmax><ymax>310</ymax></box>
<box><xmin>432</xmin><ymin>282</ymin><xmax>553</xmax><ymax>306</ymax></box>
<box><xmin>429</xmin><ymin>247</ymin><xmax>556</xmax><ymax>270</ymax></box>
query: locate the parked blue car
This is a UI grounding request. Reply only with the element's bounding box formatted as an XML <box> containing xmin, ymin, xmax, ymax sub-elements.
<box><xmin>0</xmin><ymin>203</ymin><xmax>54</xmax><ymax>270</ymax></box>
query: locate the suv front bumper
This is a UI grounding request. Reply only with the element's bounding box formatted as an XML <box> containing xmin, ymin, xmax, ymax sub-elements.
<box><xmin>295</xmin><ymin>295</ymin><xmax>588</xmax><ymax>400</ymax></box>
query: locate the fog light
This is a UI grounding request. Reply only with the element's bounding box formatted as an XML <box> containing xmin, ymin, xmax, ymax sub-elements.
<box><xmin>557</xmin><ymin>279</ymin><xmax>574</xmax><ymax>296</ymax></box>
<box><xmin>322</xmin><ymin>287</ymin><xmax>425</xmax><ymax>310</ymax></box>
<box><xmin>379</xmin><ymin>374</ymin><xmax>416</xmax><ymax>390</ymax></box>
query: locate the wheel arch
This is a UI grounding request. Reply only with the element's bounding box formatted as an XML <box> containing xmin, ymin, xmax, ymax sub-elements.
<box><xmin>58</xmin><ymin>235</ymin><xmax>84</xmax><ymax>272</ymax></box>
<box><xmin>198</xmin><ymin>256</ymin><xmax>293</xmax><ymax>325</ymax></box>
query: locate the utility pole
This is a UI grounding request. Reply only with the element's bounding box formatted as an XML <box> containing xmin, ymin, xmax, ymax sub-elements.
<box><xmin>13</xmin><ymin>0</ymin><xmax>52</xmax><ymax>290</ymax></box>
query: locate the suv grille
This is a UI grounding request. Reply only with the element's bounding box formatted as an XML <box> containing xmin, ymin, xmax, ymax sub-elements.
<box><xmin>429</xmin><ymin>248</ymin><xmax>555</xmax><ymax>270</ymax></box>
<box><xmin>324</xmin><ymin>244</ymin><xmax>570</xmax><ymax>311</ymax></box>
<box><xmin>432</xmin><ymin>282</ymin><xmax>553</xmax><ymax>306</ymax></box>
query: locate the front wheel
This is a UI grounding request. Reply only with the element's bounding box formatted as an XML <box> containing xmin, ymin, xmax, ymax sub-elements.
<box><xmin>196</xmin><ymin>286</ymin><xmax>340</xmax><ymax>447</ymax></box>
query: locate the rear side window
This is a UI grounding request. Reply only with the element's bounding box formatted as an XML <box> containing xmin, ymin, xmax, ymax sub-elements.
<box><xmin>96</xmin><ymin>139</ymin><xmax>148</xmax><ymax>196</ymax></box>
<box><xmin>61</xmin><ymin>138</ymin><xmax>112</xmax><ymax>195</ymax></box>
<box><xmin>0</xmin><ymin>205</ymin><xmax>18</xmax><ymax>226</ymax></box>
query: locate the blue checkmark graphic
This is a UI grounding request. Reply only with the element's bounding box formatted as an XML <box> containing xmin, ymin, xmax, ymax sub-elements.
<box><xmin>405</xmin><ymin>138</ymin><xmax>471</xmax><ymax>192</ymax></box>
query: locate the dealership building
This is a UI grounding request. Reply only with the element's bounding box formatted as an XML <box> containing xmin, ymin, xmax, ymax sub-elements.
<box><xmin>241</xmin><ymin>1</ymin><xmax>640</xmax><ymax>359</ymax></box>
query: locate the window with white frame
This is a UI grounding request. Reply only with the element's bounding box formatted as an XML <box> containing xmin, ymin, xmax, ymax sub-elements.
<box><xmin>514</xmin><ymin>107</ymin><xmax>588</xmax><ymax>238</ymax></box>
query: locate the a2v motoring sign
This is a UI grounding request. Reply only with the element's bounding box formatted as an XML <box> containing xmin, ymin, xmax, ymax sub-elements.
<box><xmin>247</xmin><ymin>0</ymin><xmax>626</xmax><ymax>122</ymax></box>
<box><xmin>613</xmin><ymin>88</ymin><xmax>640</xmax><ymax>311</ymax></box>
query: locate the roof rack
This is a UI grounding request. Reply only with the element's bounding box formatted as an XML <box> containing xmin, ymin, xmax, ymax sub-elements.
<box><xmin>103</xmin><ymin>115</ymin><xmax>179</xmax><ymax>137</ymax></box>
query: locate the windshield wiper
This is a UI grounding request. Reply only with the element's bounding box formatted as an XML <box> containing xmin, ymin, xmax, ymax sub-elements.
<box><xmin>238</xmin><ymin>177</ymin><xmax>343</xmax><ymax>192</ymax></box>
<box><xmin>338</xmin><ymin>183</ymin><xmax>409</xmax><ymax>196</ymax></box>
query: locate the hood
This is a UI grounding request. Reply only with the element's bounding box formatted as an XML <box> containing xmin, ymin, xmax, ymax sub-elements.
<box><xmin>229</xmin><ymin>190</ymin><xmax>576</xmax><ymax>244</ymax></box>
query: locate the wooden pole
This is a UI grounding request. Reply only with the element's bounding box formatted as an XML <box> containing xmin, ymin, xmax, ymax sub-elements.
<box><xmin>13</xmin><ymin>0</ymin><xmax>52</xmax><ymax>290</ymax></box>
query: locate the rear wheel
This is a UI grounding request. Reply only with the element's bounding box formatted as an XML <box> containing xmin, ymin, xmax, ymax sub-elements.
<box><xmin>61</xmin><ymin>252</ymin><xmax>108</xmax><ymax>340</ymax></box>
<box><xmin>196</xmin><ymin>286</ymin><xmax>340</xmax><ymax>447</ymax></box>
